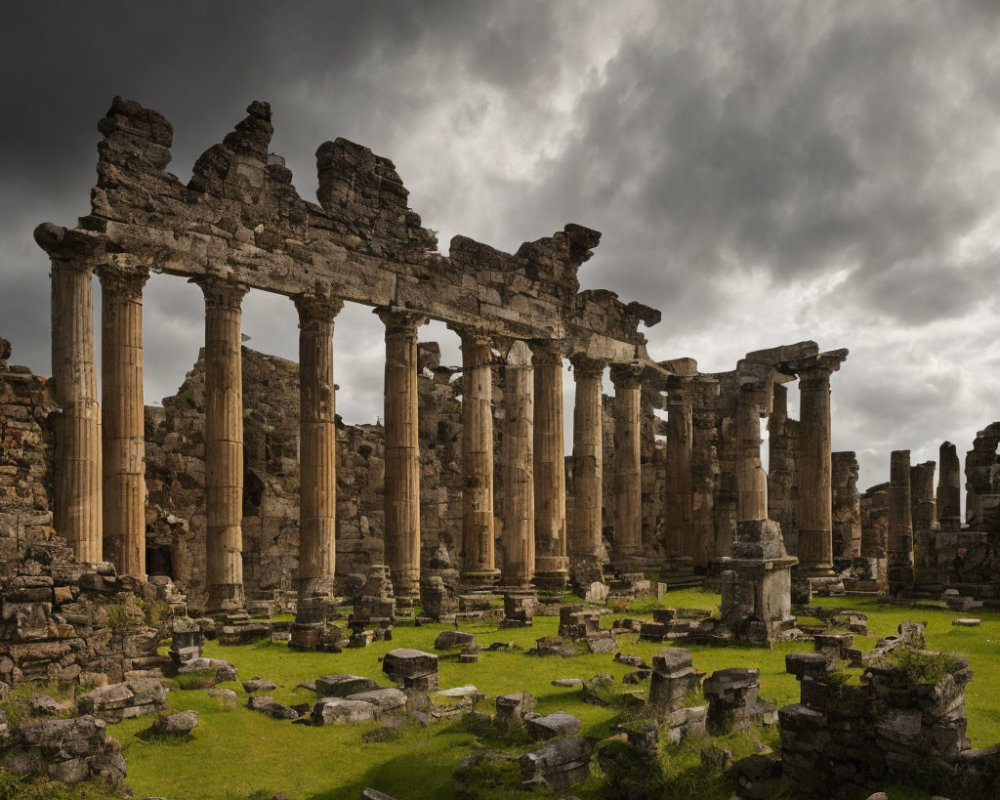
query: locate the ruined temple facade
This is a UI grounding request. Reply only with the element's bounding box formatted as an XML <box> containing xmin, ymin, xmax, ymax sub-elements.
<box><xmin>24</xmin><ymin>97</ymin><xmax>865</xmax><ymax>617</ymax></box>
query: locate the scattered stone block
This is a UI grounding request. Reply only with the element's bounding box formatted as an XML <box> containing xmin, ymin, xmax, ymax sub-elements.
<box><xmin>785</xmin><ymin>653</ymin><xmax>833</xmax><ymax>681</ymax></box>
<box><xmin>496</xmin><ymin>692</ymin><xmax>535</xmax><ymax>721</ymax></box>
<box><xmin>434</xmin><ymin>630</ymin><xmax>476</xmax><ymax>650</ymax></box>
<box><xmin>584</xmin><ymin>630</ymin><xmax>617</xmax><ymax>654</ymax></box>
<box><xmin>242</xmin><ymin>677</ymin><xmax>278</xmax><ymax>694</ymax></box>
<box><xmin>527</xmin><ymin>711</ymin><xmax>581</xmax><ymax>740</ymax></box>
<box><xmin>382</xmin><ymin>648</ymin><xmax>438</xmax><ymax>679</ymax></box>
<box><xmin>953</xmin><ymin>618</ymin><xmax>980</xmax><ymax>627</ymax></box>
<box><xmin>312</xmin><ymin>698</ymin><xmax>377</xmax><ymax>725</ymax></box>
<box><xmin>552</xmin><ymin>678</ymin><xmax>583</xmax><ymax>688</ymax></box>
<box><xmin>206</xmin><ymin>688</ymin><xmax>237</xmax><ymax>710</ymax></box>
<box><xmin>149</xmin><ymin>710</ymin><xmax>199</xmax><ymax>736</ymax></box>
<box><xmin>76</xmin><ymin>679</ymin><xmax>167</xmax><ymax>723</ymax></box>
<box><xmin>315</xmin><ymin>674</ymin><xmax>377</xmax><ymax>698</ymax></box>
<box><xmin>346</xmin><ymin>688</ymin><xmax>408</xmax><ymax>713</ymax></box>
<box><xmin>520</xmin><ymin>737</ymin><xmax>594</xmax><ymax>791</ymax></box>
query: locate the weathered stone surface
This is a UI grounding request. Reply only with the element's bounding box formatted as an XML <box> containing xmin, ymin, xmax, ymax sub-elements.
<box><xmin>433</xmin><ymin>630</ymin><xmax>476</xmax><ymax>651</ymax></box>
<box><xmin>382</xmin><ymin>648</ymin><xmax>438</xmax><ymax>679</ymax></box>
<box><xmin>527</xmin><ymin>711</ymin><xmax>581</xmax><ymax>740</ymax></box>
<box><xmin>312</xmin><ymin>698</ymin><xmax>377</xmax><ymax>725</ymax></box>
<box><xmin>519</xmin><ymin>737</ymin><xmax>594</xmax><ymax>792</ymax></box>
<box><xmin>315</xmin><ymin>674</ymin><xmax>377</xmax><ymax>698</ymax></box>
<box><xmin>346</xmin><ymin>688</ymin><xmax>407</xmax><ymax>713</ymax></box>
<box><xmin>149</xmin><ymin>710</ymin><xmax>199</xmax><ymax>736</ymax></box>
<box><xmin>76</xmin><ymin>679</ymin><xmax>167</xmax><ymax>723</ymax></box>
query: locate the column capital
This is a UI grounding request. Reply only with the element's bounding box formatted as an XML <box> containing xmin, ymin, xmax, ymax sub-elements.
<box><xmin>503</xmin><ymin>339</ymin><xmax>533</xmax><ymax>368</ymax></box>
<box><xmin>528</xmin><ymin>339</ymin><xmax>565</xmax><ymax>367</ymax></box>
<box><xmin>609</xmin><ymin>362</ymin><xmax>644</xmax><ymax>390</ymax></box>
<box><xmin>569</xmin><ymin>354</ymin><xmax>607</xmax><ymax>379</ymax></box>
<box><xmin>374</xmin><ymin>307</ymin><xmax>428</xmax><ymax>334</ymax></box>
<box><xmin>785</xmin><ymin>348</ymin><xmax>848</xmax><ymax>382</ymax></box>
<box><xmin>294</xmin><ymin>293</ymin><xmax>344</xmax><ymax>325</ymax></box>
<box><xmin>450</xmin><ymin>325</ymin><xmax>494</xmax><ymax>349</ymax></box>
<box><xmin>194</xmin><ymin>277</ymin><xmax>248</xmax><ymax>309</ymax></box>
<box><xmin>96</xmin><ymin>264</ymin><xmax>150</xmax><ymax>300</ymax></box>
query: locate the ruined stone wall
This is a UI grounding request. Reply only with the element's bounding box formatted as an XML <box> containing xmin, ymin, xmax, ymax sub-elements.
<box><xmin>831</xmin><ymin>451</ymin><xmax>861</xmax><ymax>560</ymax></box>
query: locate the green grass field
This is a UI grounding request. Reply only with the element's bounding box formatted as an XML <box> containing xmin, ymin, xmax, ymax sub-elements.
<box><xmin>108</xmin><ymin>589</ymin><xmax>1000</xmax><ymax>800</ymax></box>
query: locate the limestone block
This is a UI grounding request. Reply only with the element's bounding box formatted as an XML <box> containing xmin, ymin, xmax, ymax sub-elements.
<box><xmin>527</xmin><ymin>711</ymin><xmax>581</xmax><ymax>740</ymax></box>
<box><xmin>346</xmin><ymin>688</ymin><xmax>407</xmax><ymax>713</ymax></box>
<box><xmin>149</xmin><ymin>710</ymin><xmax>199</xmax><ymax>736</ymax></box>
<box><xmin>434</xmin><ymin>631</ymin><xmax>476</xmax><ymax>651</ymax></box>
<box><xmin>519</xmin><ymin>736</ymin><xmax>594</xmax><ymax>792</ymax></box>
<box><xmin>242</xmin><ymin>677</ymin><xmax>278</xmax><ymax>693</ymax></box>
<box><xmin>496</xmin><ymin>692</ymin><xmax>535</xmax><ymax>721</ymax></box>
<box><xmin>382</xmin><ymin>648</ymin><xmax>438</xmax><ymax>679</ymax></box>
<box><xmin>311</xmin><ymin>698</ymin><xmax>378</xmax><ymax>725</ymax></box>
<box><xmin>315</xmin><ymin>674</ymin><xmax>377</xmax><ymax>698</ymax></box>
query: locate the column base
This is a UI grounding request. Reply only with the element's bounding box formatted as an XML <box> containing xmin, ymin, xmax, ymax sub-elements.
<box><xmin>461</xmin><ymin>569</ymin><xmax>501</xmax><ymax>589</ymax></box>
<box><xmin>534</xmin><ymin>555</ymin><xmax>569</xmax><ymax>592</ymax></box>
<box><xmin>207</xmin><ymin>583</ymin><xmax>246</xmax><ymax>615</ymax></box>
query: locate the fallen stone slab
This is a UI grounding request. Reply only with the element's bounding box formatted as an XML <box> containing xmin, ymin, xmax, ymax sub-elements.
<box><xmin>434</xmin><ymin>630</ymin><xmax>476</xmax><ymax>650</ymax></box>
<box><xmin>346</xmin><ymin>688</ymin><xmax>408</xmax><ymax>713</ymax></box>
<box><xmin>527</xmin><ymin>711</ymin><xmax>581</xmax><ymax>740</ymax></box>
<box><xmin>315</xmin><ymin>674</ymin><xmax>377</xmax><ymax>698</ymax></box>
<box><xmin>76</xmin><ymin>679</ymin><xmax>167</xmax><ymax>723</ymax></box>
<box><xmin>382</xmin><ymin>648</ymin><xmax>438</xmax><ymax>679</ymax></box>
<box><xmin>149</xmin><ymin>710</ymin><xmax>199</xmax><ymax>736</ymax></box>
<box><xmin>551</xmin><ymin>678</ymin><xmax>583</xmax><ymax>688</ymax></box>
<box><xmin>952</xmin><ymin>618</ymin><xmax>981</xmax><ymax>627</ymax></box>
<box><xmin>520</xmin><ymin>736</ymin><xmax>594</xmax><ymax>791</ymax></box>
<box><xmin>312</xmin><ymin>698</ymin><xmax>377</xmax><ymax>725</ymax></box>
<box><xmin>242</xmin><ymin>678</ymin><xmax>278</xmax><ymax>693</ymax></box>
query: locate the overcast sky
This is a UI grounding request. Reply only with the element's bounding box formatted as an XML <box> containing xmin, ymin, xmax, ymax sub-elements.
<box><xmin>2</xmin><ymin>1</ymin><xmax>998</xmax><ymax>492</ymax></box>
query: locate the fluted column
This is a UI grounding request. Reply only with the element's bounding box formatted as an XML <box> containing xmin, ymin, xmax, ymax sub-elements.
<box><xmin>50</xmin><ymin>258</ymin><xmax>102</xmax><ymax>563</ymax></box>
<box><xmin>455</xmin><ymin>328</ymin><xmax>499</xmax><ymax>583</ymax></box>
<box><xmin>530</xmin><ymin>341</ymin><xmax>567</xmax><ymax>588</ymax></box>
<box><xmin>198</xmin><ymin>279</ymin><xmax>248</xmax><ymax>613</ymax></box>
<box><xmin>377</xmin><ymin>308</ymin><xmax>426</xmax><ymax>599</ymax></box>
<box><xmin>569</xmin><ymin>355</ymin><xmax>607</xmax><ymax>585</ymax></box>
<box><xmin>796</xmin><ymin>365</ymin><xmax>834</xmax><ymax>572</ymax></box>
<box><xmin>99</xmin><ymin>266</ymin><xmax>149</xmax><ymax>578</ymax></box>
<box><xmin>295</xmin><ymin>294</ymin><xmax>342</xmax><ymax>614</ymax></box>
<box><xmin>888</xmin><ymin>449</ymin><xmax>914</xmax><ymax>592</ymax></box>
<box><xmin>735</xmin><ymin>384</ymin><xmax>767</xmax><ymax>522</ymax></box>
<box><xmin>664</xmin><ymin>376</ymin><xmax>695</xmax><ymax>567</ymax></box>
<box><xmin>611</xmin><ymin>364</ymin><xmax>643</xmax><ymax>570</ymax></box>
<box><xmin>937</xmin><ymin>442</ymin><xmax>961</xmax><ymax>530</ymax></box>
<box><xmin>502</xmin><ymin>341</ymin><xmax>534</xmax><ymax>586</ymax></box>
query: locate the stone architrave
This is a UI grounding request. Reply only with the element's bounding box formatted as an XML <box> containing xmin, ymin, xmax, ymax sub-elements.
<box><xmin>887</xmin><ymin>450</ymin><xmax>914</xmax><ymax>592</ymax></box>
<box><xmin>610</xmin><ymin>364</ymin><xmax>644</xmax><ymax>570</ymax></box>
<box><xmin>377</xmin><ymin>308</ymin><xmax>427</xmax><ymax>599</ymax></box>
<box><xmin>99</xmin><ymin>266</ymin><xmax>150</xmax><ymax>579</ymax></box>
<box><xmin>198</xmin><ymin>278</ymin><xmax>249</xmax><ymax>613</ymax></box>
<box><xmin>664</xmin><ymin>375</ymin><xmax>695</xmax><ymax>570</ymax></box>
<box><xmin>454</xmin><ymin>328</ymin><xmax>500</xmax><ymax>584</ymax></box>
<box><xmin>791</xmin><ymin>352</ymin><xmax>846</xmax><ymax>573</ymax></box>
<box><xmin>50</xmin><ymin>256</ymin><xmax>103</xmax><ymax>564</ymax></box>
<box><xmin>735</xmin><ymin>383</ymin><xmax>767</xmax><ymax>523</ymax></box>
<box><xmin>530</xmin><ymin>341</ymin><xmax>568</xmax><ymax>589</ymax></box>
<box><xmin>937</xmin><ymin>442</ymin><xmax>961</xmax><ymax>531</ymax></box>
<box><xmin>295</xmin><ymin>294</ymin><xmax>343</xmax><ymax>615</ymax></box>
<box><xmin>569</xmin><ymin>355</ymin><xmax>608</xmax><ymax>585</ymax></box>
<box><xmin>502</xmin><ymin>341</ymin><xmax>535</xmax><ymax>587</ymax></box>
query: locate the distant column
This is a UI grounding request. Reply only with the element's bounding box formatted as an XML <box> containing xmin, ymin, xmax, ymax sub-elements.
<box><xmin>690</xmin><ymin>376</ymin><xmax>720</xmax><ymax>569</ymax></box>
<box><xmin>611</xmin><ymin>364</ymin><xmax>644</xmax><ymax>570</ymax></box>
<box><xmin>377</xmin><ymin>308</ymin><xmax>426</xmax><ymax>599</ymax></box>
<box><xmin>99</xmin><ymin>266</ymin><xmax>149</xmax><ymax>578</ymax></box>
<box><xmin>910</xmin><ymin>460</ymin><xmax>936</xmax><ymax>574</ymax></box>
<box><xmin>295</xmin><ymin>294</ymin><xmax>342</xmax><ymax>616</ymax></box>
<box><xmin>796</xmin><ymin>365</ymin><xmax>834</xmax><ymax>572</ymax></box>
<box><xmin>664</xmin><ymin>375</ymin><xmax>695</xmax><ymax>569</ymax></box>
<box><xmin>887</xmin><ymin>449</ymin><xmax>914</xmax><ymax>592</ymax></box>
<box><xmin>530</xmin><ymin>341</ymin><xmax>568</xmax><ymax>589</ymax></box>
<box><xmin>937</xmin><ymin>442</ymin><xmax>961</xmax><ymax>530</ymax></box>
<box><xmin>569</xmin><ymin>355</ymin><xmax>607</xmax><ymax>585</ymax></box>
<box><xmin>735</xmin><ymin>384</ymin><xmax>767</xmax><ymax>522</ymax></box>
<box><xmin>501</xmin><ymin>341</ymin><xmax>534</xmax><ymax>586</ymax></box>
<box><xmin>455</xmin><ymin>329</ymin><xmax>499</xmax><ymax>584</ymax></box>
<box><xmin>198</xmin><ymin>279</ymin><xmax>249</xmax><ymax>614</ymax></box>
<box><xmin>50</xmin><ymin>257</ymin><xmax>102</xmax><ymax>563</ymax></box>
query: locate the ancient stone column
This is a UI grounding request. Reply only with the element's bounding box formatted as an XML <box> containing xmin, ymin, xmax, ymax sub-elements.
<box><xmin>611</xmin><ymin>364</ymin><xmax>644</xmax><ymax>570</ymax></box>
<box><xmin>50</xmin><ymin>258</ymin><xmax>102</xmax><ymax>563</ymax></box>
<box><xmin>199</xmin><ymin>279</ymin><xmax>249</xmax><ymax>613</ymax></box>
<box><xmin>664</xmin><ymin>376</ymin><xmax>695</xmax><ymax>569</ymax></box>
<box><xmin>735</xmin><ymin>384</ymin><xmax>767</xmax><ymax>522</ymax></box>
<box><xmin>377</xmin><ymin>308</ymin><xmax>426</xmax><ymax>599</ymax></box>
<box><xmin>456</xmin><ymin>329</ymin><xmax>499</xmax><ymax>584</ymax></box>
<box><xmin>910</xmin><ymin>460</ymin><xmax>936</xmax><ymax>574</ymax></box>
<box><xmin>501</xmin><ymin>341</ymin><xmax>534</xmax><ymax>587</ymax></box>
<box><xmin>569</xmin><ymin>355</ymin><xmax>607</xmax><ymax>585</ymax></box>
<box><xmin>690</xmin><ymin>376</ymin><xmax>720</xmax><ymax>569</ymax></box>
<box><xmin>937</xmin><ymin>441</ymin><xmax>961</xmax><ymax>530</ymax></box>
<box><xmin>795</xmin><ymin>365</ymin><xmax>834</xmax><ymax>573</ymax></box>
<box><xmin>831</xmin><ymin>451</ymin><xmax>862</xmax><ymax>558</ymax></box>
<box><xmin>530</xmin><ymin>341</ymin><xmax>568</xmax><ymax>589</ymax></box>
<box><xmin>295</xmin><ymin>294</ymin><xmax>343</xmax><ymax>614</ymax></box>
<box><xmin>887</xmin><ymin>449</ymin><xmax>914</xmax><ymax>592</ymax></box>
<box><xmin>99</xmin><ymin>266</ymin><xmax>149</xmax><ymax>579</ymax></box>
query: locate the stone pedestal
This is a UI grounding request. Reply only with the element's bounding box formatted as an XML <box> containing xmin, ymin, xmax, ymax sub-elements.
<box><xmin>664</xmin><ymin>376</ymin><xmax>695</xmax><ymax>576</ymax></box>
<box><xmin>456</xmin><ymin>329</ymin><xmax>499</xmax><ymax>584</ymax></box>
<box><xmin>50</xmin><ymin>257</ymin><xmax>102</xmax><ymax>564</ymax></box>
<box><xmin>610</xmin><ymin>364</ymin><xmax>644</xmax><ymax>571</ymax></box>
<box><xmin>531</xmin><ymin>342</ymin><xmax>568</xmax><ymax>590</ymax></box>
<box><xmin>569</xmin><ymin>355</ymin><xmax>607</xmax><ymax>586</ymax></box>
<box><xmin>502</xmin><ymin>341</ymin><xmax>535</xmax><ymax>587</ymax></box>
<box><xmin>199</xmin><ymin>279</ymin><xmax>249</xmax><ymax>614</ymax></box>
<box><xmin>295</xmin><ymin>294</ymin><xmax>343</xmax><ymax>618</ymax></box>
<box><xmin>378</xmin><ymin>309</ymin><xmax>426</xmax><ymax>599</ymax></box>
<box><xmin>887</xmin><ymin>450</ymin><xmax>914</xmax><ymax>592</ymax></box>
<box><xmin>99</xmin><ymin>266</ymin><xmax>149</xmax><ymax>578</ymax></box>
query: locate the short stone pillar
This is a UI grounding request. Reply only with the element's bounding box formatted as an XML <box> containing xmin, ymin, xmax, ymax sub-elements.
<box><xmin>455</xmin><ymin>329</ymin><xmax>499</xmax><ymax>584</ymax></box>
<box><xmin>98</xmin><ymin>266</ymin><xmax>149</xmax><ymax>578</ymax></box>
<box><xmin>568</xmin><ymin>355</ymin><xmax>608</xmax><ymax>586</ymax></box>
<box><xmin>378</xmin><ymin>309</ymin><xmax>427</xmax><ymax>600</ymax></box>
<box><xmin>610</xmin><ymin>364</ymin><xmax>644</xmax><ymax>570</ymax></box>
<box><xmin>294</xmin><ymin>294</ymin><xmax>342</xmax><ymax>621</ymax></box>
<box><xmin>49</xmin><ymin>256</ymin><xmax>102</xmax><ymax>564</ymax></box>
<box><xmin>664</xmin><ymin>376</ymin><xmax>695</xmax><ymax>573</ymax></box>
<box><xmin>735</xmin><ymin>383</ymin><xmax>767</xmax><ymax>523</ymax></box>
<box><xmin>530</xmin><ymin>341</ymin><xmax>568</xmax><ymax>590</ymax></box>
<box><xmin>198</xmin><ymin>278</ymin><xmax>249</xmax><ymax>614</ymax></box>
<box><xmin>937</xmin><ymin>442</ymin><xmax>961</xmax><ymax>531</ymax></box>
<box><xmin>501</xmin><ymin>341</ymin><xmax>535</xmax><ymax>587</ymax></box>
<box><xmin>887</xmin><ymin>450</ymin><xmax>914</xmax><ymax>592</ymax></box>
<box><xmin>703</xmin><ymin>667</ymin><xmax>771</xmax><ymax>733</ymax></box>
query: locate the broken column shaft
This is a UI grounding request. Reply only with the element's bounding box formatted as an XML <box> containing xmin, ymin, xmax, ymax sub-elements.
<box><xmin>99</xmin><ymin>266</ymin><xmax>149</xmax><ymax>578</ymax></box>
<box><xmin>937</xmin><ymin>442</ymin><xmax>961</xmax><ymax>530</ymax></box>
<box><xmin>50</xmin><ymin>258</ymin><xmax>102</xmax><ymax>563</ymax></box>
<box><xmin>295</xmin><ymin>294</ymin><xmax>342</xmax><ymax>614</ymax></box>
<box><xmin>735</xmin><ymin>384</ymin><xmax>767</xmax><ymax>522</ymax></box>
<box><xmin>531</xmin><ymin>341</ymin><xmax>568</xmax><ymax>589</ymax></box>
<box><xmin>611</xmin><ymin>364</ymin><xmax>644</xmax><ymax>570</ymax></box>
<box><xmin>199</xmin><ymin>279</ymin><xmax>249</xmax><ymax>613</ymax></box>
<box><xmin>569</xmin><ymin>355</ymin><xmax>607</xmax><ymax>585</ymax></box>
<box><xmin>379</xmin><ymin>309</ymin><xmax>426</xmax><ymax>599</ymax></box>
<box><xmin>887</xmin><ymin>449</ymin><xmax>914</xmax><ymax>592</ymax></box>
<box><xmin>501</xmin><ymin>341</ymin><xmax>534</xmax><ymax>587</ymax></box>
